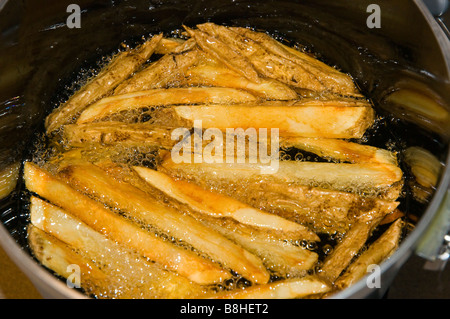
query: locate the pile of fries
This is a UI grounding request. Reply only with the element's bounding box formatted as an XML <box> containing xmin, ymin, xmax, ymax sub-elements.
<box><xmin>24</xmin><ymin>23</ymin><xmax>405</xmax><ymax>299</ymax></box>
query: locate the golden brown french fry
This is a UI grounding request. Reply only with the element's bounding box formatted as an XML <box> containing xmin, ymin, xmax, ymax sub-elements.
<box><xmin>113</xmin><ymin>49</ymin><xmax>199</xmax><ymax>95</ymax></box>
<box><xmin>192</xmin><ymin>212</ymin><xmax>319</xmax><ymax>278</ymax></box>
<box><xmin>155</xmin><ymin>38</ymin><xmax>187</xmax><ymax>54</ymax></box>
<box><xmin>281</xmin><ymin>137</ymin><xmax>398</xmax><ymax>165</ymax></box>
<box><xmin>0</xmin><ymin>162</ymin><xmax>20</xmax><ymax>200</ymax></box>
<box><xmin>57</xmin><ymin>161</ymin><xmax>270</xmax><ymax>284</ymax></box>
<box><xmin>404</xmin><ymin>146</ymin><xmax>442</xmax><ymax>189</ymax></box>
<box><xmin>270</xmin><ymin>186</ymin><xmax>399</xmax><ymax>232</ymax></box>
<box><xmin>184</xmin><ymin>26</ymin><xmax>261</xmax><ymax>83</ymax></box>
<box><xmin>167</xmin><ymin>38</ymin><xmax>197</xmax><ymax>54</ymax></box>
<box><xmin>384</xmin><ymin>88</ymin><xmax>450</xmax><ymax>137</ymax></box>
<box><xmin>403</xmin><ymin>146</ymin><xmax>443</xmax><ymax>203</ymax></box>
<box><xmin>156</xmin><ymin>100</ymin><xmax>374</xmax><ymax>139</ymax></box>
<box><xmin>23</xmin><ymin>161</ymin><xmax>230</xmax><ymax>285</ymax></box>
<box><xmin>334</xmin><ymin>218</ymin><xmax>403</xmax><ymax>290</ymax></box>
<box><xmin>133</xmin><ymin>166</ymin><xmax>318</xmax><ymax>240</ymax></box>
<box><xmin>29</xmin><ymin>196</ymin><xmax>208</xmax><ymax>298</ymax></box>
<box><xmin>96</xmin><ymin>159</ymin><xmax>321</xmax><ymax>277</ymax></box>
<box><xmin>212</xmin><ymin>275</ymin><xmax>330</xmax><ymax>299</ymax></box>
<box><xmin>319</xmin><ymin>210</ymin><xmax>389</xmax><ymax>283</ymax></box>
<box><xmin>45</xmin><ymin>34</ymin><xmax>163</xmax><ymax>134</ymax></box>
<box><xmin>160</xmin><ymin>156</ymin><xmax>402</xmax><ymax>197</ymax></box>
<box><xmin>379</xmin><ymin>209</ymin><xmax>404</xmax><ymax>225</ymax></box>
<box><xmin>76</xmin><ymin>87</ymin><xmax>257</xmax><ymax>124</ymax></box>
<box><xmin>63</xmin><ymin>122</ymin><xmax>263</xmax><ymax>155</ymax></box>
<box><xmin>229</xmin><ymin>25</ymin><xmax>362</xmax><ymax>97</ymax></box>
<box><xmin>185</xmin><ymin>63</ymin><xmax>298</xmax><ymax>100</ymax></box>
<box><xmin>28</xmin><ymin>225</ymin><xmax>106</xmax><ymax>298</ymax></box>
<box><xmin>195</xmin><ymin>23</ymin><xmax>326</xmax><ymax>93</ymax></box>
<box><xmin>237</xmin><ymin>182</ymin><xmax>399</xmax><ymax>234</ymax></box>
<box><xmin>63</xmin><ymin>122</ymin><xmax>175</xmax><ymax>148</ymax></box>
<box><xmin>159</xmin><ymin>156</ymin><xmax>401</xmax><ymax>235</ymax></box>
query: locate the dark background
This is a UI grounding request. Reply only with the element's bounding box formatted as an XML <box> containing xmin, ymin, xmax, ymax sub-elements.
<box><xmin>386</xmin><ymin>6</ymin><xmax>450</xmax><ymax>300</ymax></box>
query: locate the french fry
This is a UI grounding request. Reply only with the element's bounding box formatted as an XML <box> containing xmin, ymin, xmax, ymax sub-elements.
<box><xmin>76</xmin><ymin>87</ymin><xmax>257</xmax><ymax>124</ymax></box>
<box><xmin>384</xmin><ymin>88</ymin><xmax>450</xmax><ymax>137</ymax></box>
<box><xmin>63</xmin><ymin>122</ymin><xmax>175</xmax><ymax>148</ymax></box>
<box><xmin>334</xmin><ymin>218</ymin><xmax>403</xmax><ymax>290</ymax></box>
<box><xmin>237</xmin><ymin>181</ymin><xmax>398</xmax><ymax>234</ymax></box>
<box><xmin>28</xmin><ymin>225</ymin><xmax>107</xmax><ymax>298</ymax></box>
<box><xmin>319</xmin><ymin>210</ymin><xmax>389</xmax><ymax>283</ymax></box>
<box><xmin>155</xmin><ymin>38</ymin><xmax>187</xmax><ymax>54</ymax></box>
<box><xmin>160</xmin><ymin>156</ymin><xmax>402</xmax><ymax>198</ymax></box>
<box><xmin>29</xmin><ymin>196</ymin><xmax>207</xmax><ymax>298</ymax></box>
<box><xmin>159</xmin><ymin>156</ymin><xmax>400</xmax><ymax>234</ymax></box>
<box><xmin>133</xmin><ymin>166</ymin><xmax>318</xmax><ymax>241</ymax></box>
<box><xmin>23</xmin><ymin>161</ymin><xmax>230</xmax><ymax>285</ymax></box>
<box><xmin>184</xmin><ymin>26</ymin><xmax>261</xmax><ymax>83</ymax></box>
<box><xmin>63</xmin><ymin>122</ymin><xmax>263</xmax><ymax>153</ymax></box>
<box><xmin>193</xmin><ymin>23</ymin><xmax>325</xmax><ymax>93</ymax></box>
<box><xmin>379</xmin><ymin>208</ymin><xmax>404</xmax><ymax>225</ymax></box>
<box><xmin>186</xmin><ymin>65</ymin><xmax>297</xmax><ymax>100</ymax></box>
<box><xmin>404</xmin><ymin>146</ymin><xmax>442</xmax><ymax>189</ymax></box>
<box><xmin>281</xmin><ymin>137</ymin><xmax>398</xmax><ymax>165</ymax></box>
<box><xmin>155</xmin><ymin>100</ymin><xmax>374</xmax><ymax>139</ymax></box>
<box><xmin>45</xmin><ymin>34</ymin><xmax>163</xmax><ymax>134</ymax></box>
<box><xmin>185</xmin><ymin>62</ymin><xmax>298</xmax><ymax>100</ymax></box>
<box><xmin>57</xmin><ymin>161</ymin><xmax>270</xmax><ymax>284</ymax></box>
<box><xmin>212</xmin><ymin>275</ymin><xmax>331</xmax><ymax>299</ymax></box>
<box><xmin>113</xmin><ymin>49</ymin><xmax>199</xmax><ymax>95</ymax></box>
<box><xmin>0</xmin><ymin>162</ymin><xmax>20</xmax><ymax>200</ymax></box>
<box><xmin>229</xmin><ymin>25</ymin><xmax>362</xmax><ymax>97</ymax></box>
<box><xmin>192</xmin><ymin>212</ymin><xmax>319</xmax><ymax>278</ymax></box>
<box><xmin>247</xmin><ymin>182</ymin><xmax>399</xmax><ymax>233</ymax></box>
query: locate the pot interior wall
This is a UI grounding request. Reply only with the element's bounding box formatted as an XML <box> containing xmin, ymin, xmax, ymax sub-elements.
<box><xmin>0</xmin><ymin>0</ymin><xmax>449</xmax><ymax>297</ymax></box>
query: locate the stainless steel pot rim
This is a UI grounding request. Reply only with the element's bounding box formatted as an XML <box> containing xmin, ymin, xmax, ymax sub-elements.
<box><xmin>0</xmin><ymin>221</ymin><xmax>86</xmax><ymax>298</ymax></box>
<box><xmin>331</xmin><ymin>0</ymin><xmax>450</xmax><ymax>299</ymax></box>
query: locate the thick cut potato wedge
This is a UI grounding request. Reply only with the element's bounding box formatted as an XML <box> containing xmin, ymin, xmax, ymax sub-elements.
<box><xmin>23</xmin><ymin>162</ymin><xmax>230</xmax><ymax>285</ymax></box>
<box><xmin>156</xmin><ymin>100</ymin><xmax>374</xmax><ymax>139</ymax></box>
<box><xmin>57</xmin><ymin>161</ymin><xmax>270</xmax><ymax>284</ymax></box>
<box><xmin>29</xmin><ymin>196</ymin><xmax>207</xmax><ymax>298</ymax></box>
<box><xmin>0</xmin><ymin>162</ymin><xmax>20</xmax><ymax>200</ymax></box>
<box><xmin>28</xmin><ymin>226</ymin><xmax>107</xmax><ymax>298</ymax></box>
<box><xmin>159</xmin><ymin>156</ymin><xmax>400</xmax><ymax>234</ymax></box>
<box><xmin>228</xmin><ymin>25</ymin><xmax>362</xmax><ymax>97</ymax></box>
<box><xmin>76</xmin><ymin>87</ymin><xmax>257</xmax><ymax>124</ymax></box>
<box><xmin>97</xmin><ymin>162</ymin><xmax>320</xmax><ymax>277</ymax></box>
<box><xmin>63</xmin><ymin>122</ymin><xmax>176</xmax><ymax>148</ymax></box>
<box><xmin>319</xmin><ymin>210</ymin><xmax>389</xmax><ymax>283</ymax></box>
<box><xmin>248</xmin><ymin>182</ymin><xmax>399</xmax><ymax>234</ymax></box>
<box><xmin>184</xmin><ymin>26</ymin><xmax>261</xmax><ymax>83</ymax></box>
<box><xmin>133</xmin><ymin>166</ymin><xmax>318</xmax><ymax>240</ymax></box>
<box><xmin>191</xmin><ymin>212</ymin><xmax>319</xmax><ymax>278</ymax></box>
<box><xmin>160</xmin><ymin>156</ymin><xmax>402</xmax><ymax>197</ymax></box>
<box><xmin>192</xmin><ymin>24</ymin><xmax>324</xmax><ymax>92</ymax></box>
<box><xmin>212</xmin><ymin>275</ymin><xmax>331</xmax><ymax>299</ymax></box>
<box><xmin>155</xmin><ymin>38</ymin><xmax>187</xmax><ymax>54</ymax></box>
<box><xmin>113</xmin><ymin>49</ymin><xmax>199</xmax><ymax>95</ymax></box>
<box><xmin>185</xmin><ymin>63</ymin><xmax>298</xmax><ymax>100</ymax></box>
<box><xmin>45</xmin><ymin>34</ymin><xmax>163</xmax><ymax>134</ymax></box>
<box><xmin>281</xmin><ymin>137</ymin><xmax>398</xmax><ymax>165</ymax></box>
<box><xmin>334</xmin><ymin>218</ymin><xmax>403</xmax><ymax>290</ymax></box>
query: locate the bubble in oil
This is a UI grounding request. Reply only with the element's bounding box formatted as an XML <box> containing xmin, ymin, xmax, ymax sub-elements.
<box><xmin>322</xmin><ymin>244</ymin><xmax>333</xmax><ymax>256</ymax></box>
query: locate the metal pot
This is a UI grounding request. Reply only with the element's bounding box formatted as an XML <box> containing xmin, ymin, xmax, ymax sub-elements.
<box><xmin>0</xmin><ymin>0</ymin><xmax>449</xmax><ymax>299</ymax></box>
